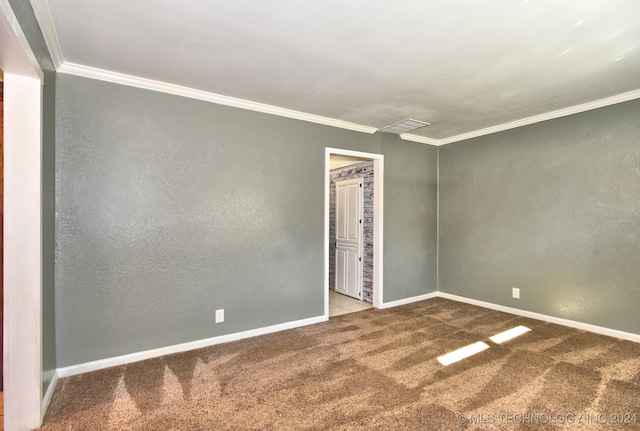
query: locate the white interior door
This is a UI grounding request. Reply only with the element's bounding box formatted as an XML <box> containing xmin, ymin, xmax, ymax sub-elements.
<box><xmin>335</xmin><ymin>177</ymin><xmax>363</xmax><ymax>299</ymax></box>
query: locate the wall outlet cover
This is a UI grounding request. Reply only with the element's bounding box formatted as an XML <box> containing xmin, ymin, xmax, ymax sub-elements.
<box><xmin>512</xmin><ymin>288</ymin><xmax>520</xmax><ymax>299</ymax></box>
<box><xmin>215</xmin><ymin>309</ymin><xmax>224</xmax><ymax>323</ymax></box>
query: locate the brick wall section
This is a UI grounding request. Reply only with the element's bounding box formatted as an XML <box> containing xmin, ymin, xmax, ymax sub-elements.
<box><xmin>329</xmin><ymin>161</ymin><xmax>374</xmax><ymax>302</ymax></box>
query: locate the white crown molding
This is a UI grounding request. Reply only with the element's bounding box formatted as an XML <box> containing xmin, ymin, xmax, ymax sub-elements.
<box><xmin>24</xmin><ymin>0</ymin><xmax>640</xmax><ymax>145</ymax></box>
<box><xmin>58</xmin><ymin>62</ymin><xmax>378</xmax><ymax>134</ymax></box>
<box><xmin>29</xmin><ymin>0</ymin><xmax>63</xmax><ymax>69</ymax></box>
<box><xmin>399</xmin><ymin>133</ymin><xmax>441</xmax><ymax>146</ymax></box>
<box><xmin>439</xmin><ymin>88</ymin><xmax>640</xmax><ymax>145</ymax></box>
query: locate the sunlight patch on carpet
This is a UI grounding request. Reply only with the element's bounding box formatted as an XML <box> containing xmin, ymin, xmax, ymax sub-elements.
<box><xmin>162</xmin><ymin>366</ymin><xmax>184</xmax><ymax>405</ymax></box>
<box><xmin>489</xmin><ymin>326</ymin><xmax>531</xmax><ymax>344</ymax></box>
<box><xmin>437</xmin><ymin>342</ymin><xmax>490</xmax><ymax>366</ymax></box>
<box><xmin>108</xmin><ymin>375</ymin><xmax>140</xmax><ymax>428</ymax></box>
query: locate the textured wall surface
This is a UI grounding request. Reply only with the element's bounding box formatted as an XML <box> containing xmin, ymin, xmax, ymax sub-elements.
<box><xmin>8</xmin><ymin>0</ymin><xmax>58</xmax><ymax>396</ymax></box>
<box><xmin>439</xmin><ymin>99</ymin><xmax>640</xmax><ymax>334</ymax></box>
<box><xmin>381</xmin><ymin>135</ymin><xmax>438</xmax><ymax>302</ymax></box>
<box><xmin>55</xmin><ymin>74</ymin><xmax>427</xmax><ymax>366</ymax></box>
<box><xmin>55</xmin><ymin>56</ymin><xmax>640</xmax><ymax>370</ymax></box>
<box><xmin>329</xmin><ymin>161</ymin><xmax>375</xmax><ymax>302</ymax></box>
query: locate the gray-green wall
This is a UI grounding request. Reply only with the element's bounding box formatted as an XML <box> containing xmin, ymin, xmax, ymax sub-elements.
<box><xmin>439</xmin><ymin>99</ymin><xmax>640</xmax><ymax>335</ymax></box>
<box><xmin>46</xmin><ymin>35</ymin><xmax>640</xmax><ymax>369</ymax></box>
<box><xmin>382</xmin><ymin>134</ymin><xmax>438</xmax><ymax>302</ymax></box>
<box><xmin>55</xmin><ymin>74</ymin><xmax>438</xmax><ymax>367</ymax></box>
<box><xmin>8</xmin><ymin>0</ymin><xmax>57</xmax><ymax>395</ymax></box>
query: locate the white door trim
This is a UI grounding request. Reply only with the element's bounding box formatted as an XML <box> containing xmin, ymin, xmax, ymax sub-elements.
<box><xmin>1</xmin><ymin>1</ymin><xmax>45</xmax><ymax>429</ymax></box>
<box><xmin>325</xmin><ymin>148</ymin><xmax>384</xmax><ymax>317</ymax></box>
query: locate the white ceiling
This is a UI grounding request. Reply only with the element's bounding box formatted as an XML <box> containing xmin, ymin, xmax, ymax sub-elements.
<box><xmin>34</xmin><ymin>0</ymin><xmax>640</xmax><ymax>144</ymax></box>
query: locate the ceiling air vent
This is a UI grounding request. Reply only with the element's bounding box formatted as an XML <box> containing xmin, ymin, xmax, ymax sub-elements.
<box><xmin>379</xmin><ymin>119</ymin><xmax>430</xmax><ymax>134</ymax></box>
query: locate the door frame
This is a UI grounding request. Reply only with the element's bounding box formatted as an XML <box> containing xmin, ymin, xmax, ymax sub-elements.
<box><xmin>1</xmin><ymin>1</ymin><xmax>44</xmax><ymax>429</ymax></box>
<box><xmin>324</xmin><ymin>148</ymin><xmax>383</xmax><ymax>317</ymax></box>
<box><xmin>334</xmin><ymin>177</ymin><xmax>364</xmax><ymax>299</ymax></box>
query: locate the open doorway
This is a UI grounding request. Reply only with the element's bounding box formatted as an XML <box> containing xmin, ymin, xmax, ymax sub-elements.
<box><xmin>324</xmin><ymin>148</ymin><xmax>383</xmax><ymax>318</ymax></box>
<box><xmin>330</xmin><ymin>159</ymin><xmax>370</xmax><ymax>316</ymax></box>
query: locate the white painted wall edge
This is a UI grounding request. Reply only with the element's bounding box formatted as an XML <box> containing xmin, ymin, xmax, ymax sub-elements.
<box><xmin>56</xmin><ymin>315</ymin><xmax>327</xmax><ymax>378</ymax></box>
<box><xmin>438</xmin><ymin>292</ymin><xmax>640</xmax><ymax>343</ymax></box>
<box><xmin>3</xmin><ymin>73</ymin><xmax>44</xmax><ymax>431</ymax></box>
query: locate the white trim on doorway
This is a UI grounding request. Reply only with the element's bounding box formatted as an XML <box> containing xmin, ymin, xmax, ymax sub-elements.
<box><xmin>325</xmin><ymin>148</ymin><xmax>384</xmax><ymax>318</ymax></box>
<box><xmin>1</xmin><ymin>1</ymin><xmax>45</xmax><ymax>429</ymax></box>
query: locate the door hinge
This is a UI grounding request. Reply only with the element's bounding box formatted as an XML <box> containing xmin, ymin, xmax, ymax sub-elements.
<box><xmin>359</xmin><ymin>219</ymin><xmax>362</xmax><ymax>224</ymax></box>
<box><xmin>359</xmin><ymin>257</ymin><xmax>362</xmax><ymax>262</ymax></box>
<box><xmin>360</xmin><ymin>183</ymin><xmax>362</xmax><ymax>187</ymax></box>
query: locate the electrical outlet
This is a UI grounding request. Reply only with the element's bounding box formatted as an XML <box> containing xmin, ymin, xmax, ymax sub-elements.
<box><xmin>215</xmin><ymin>309</ymin><xmax>224</xmax><ymax>323</ymax></box>
<box><xmin>512</xmin><ymin>288</ymin><xmax>520</xmax><ymax>299</ymax></box>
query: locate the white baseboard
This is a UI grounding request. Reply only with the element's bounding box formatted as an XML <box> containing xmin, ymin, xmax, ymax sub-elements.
<box><xmin>42</xmin><ymin>370</ymin><xmax>59</xmax><ymax>418</ymax></box>
<box><xmin>379</xmin><ymin>291</ymin><xmax>438</xmax><ymax>309</ymax></box>
<box><xmin>54</xmin><ymin>291</ymin><xmax>639</xmax><ymax>382</ymax></box>
<box><xmin>57</xmin><ymin>315</ymin><xmax>327</xmax><ymax>378</ymax></box>
<box><xmin>437</xmin><ymin>292</ymin><xmax>640</xmax><ymax>343</ymax></box>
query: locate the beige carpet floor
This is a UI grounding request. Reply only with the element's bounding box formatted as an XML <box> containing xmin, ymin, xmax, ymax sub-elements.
<box><xmin>38</xmin><ymin>298</ymin><xmax>640</xmax><ymax>430</ymax></box>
